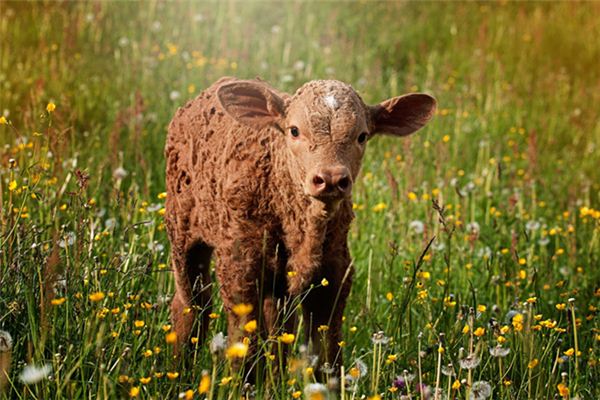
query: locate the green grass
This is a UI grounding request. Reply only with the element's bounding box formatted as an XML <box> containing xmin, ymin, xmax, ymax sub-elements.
<box><xmin>1</xmin><ymin>1</ymin><xmax>599</xmax><ymax>399</ymax></box>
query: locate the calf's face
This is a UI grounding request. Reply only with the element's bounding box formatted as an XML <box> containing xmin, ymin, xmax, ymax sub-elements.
<box><xmin>217</xmin><ymin>79</ymin><xmax>436</xmax><ymax>205</ymax></box>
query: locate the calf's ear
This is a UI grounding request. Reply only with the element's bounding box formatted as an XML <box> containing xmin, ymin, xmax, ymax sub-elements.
<box><xmin>217</xmin><ymin>81</ymin><xmax>285</xmax><ymax>130</ymax></box>
<box><xmin>370</xmin><ymin>93</ymin><xmax>437</xmax><ymax>137</ymax></box>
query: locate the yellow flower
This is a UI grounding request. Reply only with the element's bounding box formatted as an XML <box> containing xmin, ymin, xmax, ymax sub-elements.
<box><xmin>438</xmin><ymin>345</ymin><xmax>445</xmax><ymax>354</ymax></box>
<box><xmin>165</xmin><ymin>331</ymin><xmax>177</xmax><ymax>344</ymax></box>
<box><xmin>226</xmin><ymin>342</ymin><xmax>248</xmax><ymax>358</ymax></box>
<box><xmin>209</xmin><ymin>312</ymin><xmax>219</xmax><ymax>319</ymax></box>
<box><xmin>477</xmin><ymin>304</ymin><xmax>487</xmax><ymax>313</ymax></box>
<box><xmin>139</xmin><ymin>377</ymin><xmax>151</xmax><ymax>384</ymax></box>
<box><xmin>407</xmin><ymin>192</ymin><xmax>418</xmax><ymax>201</ymax></box>
<box><xmin>244</xmin><ymin>319</ymin><xmax>257</xmax><ymax>333</ymax></box>
<box><xmin>198</xmin><ymin>373</ymin><xmax>210</xmax><ymax>393</ymax></box>
<box><xmin>89</xmin><ymin>292</ymin><xmax>105</xmax><ymax>302</ymax></box>
<box><xmin>474</xmin><ymin>327</ymin><xmax>485</xmax><ymax>337</ymax></box>
<box><xmin>462</xmin><ymin>324</ymin><xmax>470</xmax><ymax>334</ymax></box>
<box><xmin>292</xmin><ymin>391</ymin><xmax>302</xmax><ymax>398</ymax></box>
<box><xmin>372</xmin><ymin>202</ymin><xmax>387</xmax><ymax>212</ymax></box>
<box><xmin>143</xmin><ymin>349</ymin><xmax>153</xmax><ymax>357</ymax></box>
<box><xmin>232</xmin><ymin>303</ymin><xmax>253</xmax><ymax>317</ymax></box>
<box><xmin>557</xmin><ymin>383</ymin><xmax>569</xmax><ymax>398</ymax></box>
<box><xmin>321</xmin><ymin>278</ymin><xmax>329</xmax><ymax>287</ymax></box>
<box><xmin>386</xmin><ymin>292</ymin><xmax>394</xmax><ymax>301</ymax></box>
<box><xmin>46</xmin><ymin>102</ymin><xmax>56</xmax><ymax>113</ymax></box>
<box><xmin>134</xmin><ymin>320</ymin><xmax>145</xmax><ymax>328</ymax></box>
<box><xmin>162</xmin><ymin>324</ymin><xmax>172</xmax><ymax>332</ymax></box>
<box><xmin>167</xmin><ymin>371</ymin><xmax>179</xmax><ymax>380</ymax></box>
<box><xmin>0</xmin><ymin>116</ymin><xmax>7</xmax><ymax>124</ymax></box>
<box><xmin>528</xmin><ymin>359</ymin><xmax>539</xmax><ymax>369</ymax></box>
<box><xmin>183</xmin><ymin>389</ymin><xmax>194</xmax><ymax>400</ymax></box>
<box><xmin>556</xmin><ymin>303</ymin><xmax>566</xmax><ymax>311</ymax></box>
<box><xmin>51</xmin><ymin>297</ymin><xmax>66</xmax><ymax>306</ymax></box>
<box><xmin>497</xmin><ymin>335</ymin><xmax>506</xmax><ymax>344</ymax></box>
<box><xmin>129</xmin><ymin>386</ymin><xmax>140</xmax><ymax>398</ymax></box>
<box><xmin>220</xmin><ymin>376</ymin><xmax>232</xmax><ymax>385</ymax></box>
<box><xmin>279</xmin><ymin>333</ymin><xmax>295</xmax><ymax>344</ymax></box>
<box><xmin>442</xmin><ymin>134</ymin><xmax>450</xmax><ymax>143</ymax></box>
<box><xmin>8</xmin><ymin>180</ymin><xmax>17</xmax><ymax>191</ymax></box>
<box><xmin>452</xmin><ymin>380</ymin><xmax>461</xmax><ymax>390</ymax></box>
<box><xmin>564</xmin><ymin>348</ymin><xmax>575</xmax><ymax>357</ymax></box>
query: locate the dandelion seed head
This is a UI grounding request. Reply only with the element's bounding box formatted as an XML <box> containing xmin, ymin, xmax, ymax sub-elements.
<box><xmin>469</xmin><ymin>381</ymin><xmax>492</xmax><ymax>400</ymax></box>
<box><xmin>0</xmin><ymin>330</ymin><xmax>12</xmax><ymax>352</ymax></box>
<box><xmin>19</xmin><ymin>364</ymin><xmax>52</xmax><ymax>384</ymax></box>
<box><xmin>459</xmin><ymin>353</ymin><xmax>481</xmax><ymax>370</ymax></box>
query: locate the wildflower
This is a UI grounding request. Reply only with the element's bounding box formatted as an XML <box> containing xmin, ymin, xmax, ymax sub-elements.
<box><xmin>113</xmin><ymin>167</ymin><xmax>128</xmax><ymax>180</ymax></box>
<box><xmin>489</xmin><ymin>346</ymin><xmax>510</xmax><ymax>357</ymax></box>
<box><xmin>165</xmin><ymin>331</ymin><xmax>177</xmax><ymax>344</ymax></box>
<box><xmin>462</xmin><ymin>324</ymin><xmax>470</xmax><ymax>334</ymax></box>
<box><xmin>372</xmin><ymin>202</ymin><xmax>387</xmax><ymax>212</ymax></box>
<box><xmin>466</xmin><ymin>221</ymin><xmax>480</xmax><ymax>234</ymax></box>
<box><xmin>51</xmin><ymin>297</ymin><xmax>66</xmax><ymax>306</ymax></box>
<box><xmin>279</xmin><ymin>333</ymin><xmax>295</xmax><ymax>344</ymax></box>
<box><xmin>321</xmin><ymin>278</ymin><xmax>329</xmax><ymax>287</ymax></box>
<box><xmin>134</xmin><ymin>320</ymin><xmax>145</xmax><ymax>328</ymax></box>
<box><xmin>198</xmin><ymin>372</ymin><xmax>210</xmax><ymax>393</ymax></box>
<box><xmin>459</xmin><ymin>353</ymin><xmax>481</xmax><ymax>370</ymax></box>
<box><xmin>46</xmin><ymin>102</ymin><xmax>56</xmax><ymax>113</ymax></box>
<box><xmin>179</xmin><ymin>389</ymin><xmax>194</xmax><ymax>399</ymax></box>
<box><xmin>226</xmin><ymin>342</ymin><xmax>248</xmax><ymax>359</ymax></box>
<box><xmin>557</xmin><ymin>383</ymin><xmax>569</xmax><ymax>397</ymax></box>
<box><xmin>563</xmin><ymin>348</ymin><xmax>575</xmax><ymax>357</ymax></box>
<box><xmin>292</xmin><ymin>391</ymin><xmax>302</xmax><ymax>398</ymax></box>
<box><xmin>0</xmin><ymin>330</ymin><xmax>13</xmax><ymax>352</ymax></box>
<box><xmin>139</xmin><ymin>377</ymin><xmax>151</xmax><ymax>384</ymax></box>
<box><xmin>243</xmin><ymin>319</ymin><xmax>257</xmax><ymax>333</ymax></box>
<box><xmin>528</xmin><ymin>359</ymin><xmax>539</xmax><ymax>369</ymax></box>
<box><xmin>89</xmin><ymin>292</ymin><xmax>105</xmax><ymax>302</ymax></box>
<box><xmin>19</xmin><ymin>364</ymin><xmax>52</xmax><ymax>384</ymax></box>
<box><xmin>441</xmin><ymin>364</ymin><xmax>455</xmax><ymax>377</ymax></box>
<box><xmin>409</xmin><ymin>220</ymin><xmax>425</xmax><ymax>234</ymax></box>
<box><xmin>304</xmin><ymin>382</ymin><xmax>328</xmax><ymax>400</ymax></box>
<box><xmin>469</xmin><ymin>381</ymin><xmax>492</xmax><ymax>399</ymax></box>
<box><xmin>129</xmin><ymin>386</ymin><xmax>140</xmax><ymax>398</ymax></box>
<box><xmin>477</xmin><ymin>304</ymin><xmax>487</xmax><ymax>313</ymax></box>
<box><xmin>474</xmin><ymin>327</ymin><xmax>485</xmax><ymax>337</ymax></box>
<box><xmin>407</xmin><ymin>192</ymin><xmax>418</xmax><ymax>201</ymax></box>
<box><xmin>371</xmin><ymin>331</ymin><xmax>390</xmax><ymax>345</ymax></box>
<box><xmin>386</xmin><ymin>292</ymin><xmax>394</xmax><ymax>301</ymax></box>
<box><xmin>167</xmin><ymin>371</ymin><xmax>179</xmax><ymax>380</ymax></box>
<box><xmin>556</xmin><ymin>303</ymin><xmax>566</xmax><ymax>310</ymax></box>
<box><xmin>0</xmin><ymin>116</ymin><xmax>7</xmax><ymax>124</ymax></box>
<box><xmin>210</xmin><ymin>332</ymin><xmax>226</xmax><ymax>353</ymax></box>
<box><xmin>220</xmin><ymin>376</ymin><xmax>232</xmax><ymax>385</ymax></box>
<box><xmin>232</xmin><ymin>303</ymin><xmax>253</xmax><ymax>317</ymax></box>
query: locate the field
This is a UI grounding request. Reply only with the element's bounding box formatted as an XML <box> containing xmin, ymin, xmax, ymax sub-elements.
<box><xmin>1</xmin><ymin>1</ymin><xmax>600</xmax><ymax>399</ymax></box>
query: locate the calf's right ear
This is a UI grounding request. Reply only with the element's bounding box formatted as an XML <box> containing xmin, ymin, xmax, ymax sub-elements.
<box><xmin>217</xmin><ymin>81</ymin><xmax>286</xmax><ymax>130</ymax></box>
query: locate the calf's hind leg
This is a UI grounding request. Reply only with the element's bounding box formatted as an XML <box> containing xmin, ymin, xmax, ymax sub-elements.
<box><xmin>171</xmin><ymin>240</ymin><xmax>214</xmax><ymax>351</ymax></box>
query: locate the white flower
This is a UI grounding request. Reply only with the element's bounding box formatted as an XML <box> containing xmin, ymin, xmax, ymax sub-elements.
<box><xmin>469</xmin><ymin>380</ymin><xmax>492</xmax><ymax>400</ymax></box>
<box><xmin>489</xmin><ymin>345</ymin><xmax>510</xmax><ymax>357</ymax></box>
<box><xmin>371</xmin><ymin>331</ymin><xmax>390</xmax><ymax>345</ymax></box>
<box><xmin>19</xmin><ymin>364</ymin><xmax>52</xmax><ymax>384</ymax></box>
<box><xmin>210</xmin><ymin>332</ymin><xmax>226</xmax><ymax>354</ymax></box>
<box><xmin>409</xmin><ymin>220</ymin><xmax>425</xmax><ymax>234</ymax></box>
<box><xmin>293</xmin><ymin>60</ymin><xmax>305</xmax><ymax>71</ymax></box>
<box><xmin>0</xmin><ymin>330</ymin><xmax>12</xmax><ymax>352</ymax></box>
<box><xmin>118</xmin><ymin>37</ymin><xmax>129</xmax><ymax>47</ymax></box>
<box><xmin>112</xmin><ymin>167</ymin><xmax>128</xmax><ymax>180</ymax></box>
<box><xmin>169</xmin><ymin>91</ymin><xmax>181</xmax><ymax>101</ymax></box>
<box><xmin>466</xmin><ymin>221</ymin><xmax>480</xmax><ymax>235</ymax></box>
<box><xmin>538</xmin><ymin>237</ymin><xmax>550</xmax><ymax>246</ymax></box>
<box><xmin>459</xmin><ymin>353</ymin><xmax>481</xmax><ymax>370</ymax></box>
<box><xmin>304</xmin><ymin>383</ymin><xmax>328</xmax><ymax>400</ymax></box>
<box><xmin>525</xmin><ymin>220</ymin><xmax>541</xmax><ymax>231</ymax></box>
<box><xmin>58</xmin><ymin>232</ymin><xmax>76</xmax><ymax>248</ymax></box>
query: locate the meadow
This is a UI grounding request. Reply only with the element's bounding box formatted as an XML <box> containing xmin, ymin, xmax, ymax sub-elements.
<box><xmin>1</xmin><ymin>1</ymin><xmax>599</xmax><ymax>399</ymax></box>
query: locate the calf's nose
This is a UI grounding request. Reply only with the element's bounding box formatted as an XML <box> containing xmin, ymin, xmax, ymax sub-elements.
<box><xmin>309</xmin><ymin>166</ymin><xmax>352</xmax><ymax>198</ymax></box>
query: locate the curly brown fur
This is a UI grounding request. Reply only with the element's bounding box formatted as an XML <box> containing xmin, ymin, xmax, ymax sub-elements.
<box><xmin>165</xmin><ymin>76</ymin><xmax>436</xmax><ymax>377</ymax></box>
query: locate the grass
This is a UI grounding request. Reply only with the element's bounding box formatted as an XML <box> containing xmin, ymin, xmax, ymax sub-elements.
<box><xmin>1</xmin><ymin>1</ymin><xmax>599</xmax><ymax>399</ymax></box>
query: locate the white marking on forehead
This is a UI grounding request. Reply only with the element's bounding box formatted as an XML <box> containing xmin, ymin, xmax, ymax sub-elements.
<box><xmin>323</xmin><ymin>94</ymin><xmax>339</xmax><ymax>110</ymax></box>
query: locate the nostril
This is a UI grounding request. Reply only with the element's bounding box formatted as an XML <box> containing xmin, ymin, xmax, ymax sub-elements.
<box><xmin>313</xmin><ymin>175</ymin><xmax>325</xmax><ymax>187</ymax></box>
<box><xmin>337</xmin><ymin>176</ymin><xmax>350</xmax><ymax>191</ymax></box>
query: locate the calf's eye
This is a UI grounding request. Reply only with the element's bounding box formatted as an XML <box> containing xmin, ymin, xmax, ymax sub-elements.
<box><xmin>290</xmin><ymin>126</ymin><xmax>300</xmax><ymax>138</ymax></box>
<box><xmin>357</xmin><ymin>132</ymin><xmax>368</xmax><ymax>144</ymax></box>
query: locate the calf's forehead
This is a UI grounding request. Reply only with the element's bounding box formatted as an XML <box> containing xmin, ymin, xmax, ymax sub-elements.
<box><xmin>288</xmin><ymin>80</ymin><xmax>369</xmax><ymax>132</ymax></box>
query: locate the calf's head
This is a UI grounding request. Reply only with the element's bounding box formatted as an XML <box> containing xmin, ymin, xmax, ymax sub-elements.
<box><xmin>218</xmin><ymin>79</ymin><xmax>436</xmax><ymax>204</ymax></box>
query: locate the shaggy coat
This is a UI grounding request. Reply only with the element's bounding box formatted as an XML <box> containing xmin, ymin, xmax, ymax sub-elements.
<box><xmin>165</xmin><ymin>76</ymin><xmax>435</xmax><ymax>375</ymax></box>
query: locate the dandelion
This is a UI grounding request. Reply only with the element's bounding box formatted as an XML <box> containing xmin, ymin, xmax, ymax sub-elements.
<box><xmin>8</xmin><ymin>180</ymin><xmax>17</xmax><ymax>191</ymax></box>
<box><xmin>372</xmin><ymin>202</ymin><xmax>387</xmax><ymax>212</ymax></box>
<box><xmin>0</xmin><ymin>116</ymin><xmax>7</xmax><ymax>124</ymax></box>
<box><xmin>129</xmin><ymin>386</ymin><xmax>140</xmax><ymax>398</ymax></box>
<box><xmin>0</xmin><ymin>330</ymin><xmax>12</xmax><ymax>352</ymax></box>
<box><xmin>469</xmin><ymin>380</ymin><xmax>492</xmax><ymax>399</ymax></box>
<box><xmin>409</xmin><ymin>220</ymin><xmax>425</xmax><ymax>234</ymax></box>
<box><xmin>139</xmin><ymin>377</ymin><xmax>151</xmax><ymax>384</ymax></box>
<box><xmin>89</xmin><ymin>292</ymin><xmax>105</xmax><ymax>302</ymax></box>
<box><xmin>489</xmin><ymin>346</ymin><xmax>510</xmax><ymax>357</ymax></box>
<box><xmin>279</xmin><ymin>333</ymin><xmax>295</xmax><ymax>344</ymax></box>
<box><xmin>210</xmin><ymin>332</ymin><xmax>226</xmax><ymax>353</ymax></box>
<box><xmin>51</xmin><ymin>297</ymin><xmax>66</xmax><ymax>306</ymax></box>
<box><xmin>225</xmin><ymin>342</ymin><xmax>248</xmax><ymax>359</ymax></box>
<box><xmin>371</xmin><ymin>331</ymin><xmax>390</xmax><ymax>345</ymax></box>
<box><xmin>473</xmin><ymin>327</ymin><xmax>485</xmax><ymax>337</ymax></box>
<box><xmin>198</xmin><ymin>372</ymin><xmax>210</xmax><ymax>393</ymax></box>
<box><xmin>459</xmin><ymin>353</ymin><xmax>481</xmax><ymax>370</ymax></box>
<box><xmin>19</xmin><ymin>364</ymin><xmax>52</xmax><ymax>384</ymax></box>
<box><xmin>528</xmin><ymin>359</ymin><xmax>539</xmax><ymax>369</ymax></box>
<box><xmin>466</xmin><ymin>221</ymin><xmax>480</xmax><ymax>234</ymax></box>
<box><xmin>113</xmin><ymin>167</ymin><xmax>128</xmax><ymax>180</ymax></box>
<box><xmin>321</xmin><ymin>278</ymin><xmax>329</xmax><ymax>286</ymax></box>
<box><xmin>304</xmin><ymin>382</ymin><xmax>328</xmax><ymax>400</ymax></box>
<box><xmin>46</xmin><ymin>102</ymin><xmax>56</xmax><ymax>113</ymax></box>
<box><xmin>243</xmin><ymin>319</ymin><xmax>257</xmax><ymax>333</ymax></box>
<box><xmin>134</xmin><ymin>320</ymin><xmax>145</xmax><ymax>328</ymax></box>
<box><xmin>557</xmin><ymin>383</ymin><xmax>569</xmax><ymax>398</ymax></box>
<box><xmin>165</xmin><ymin>331</ymin><xmax>177</xmax><ymax>344</ymax></box>
<box><xmin>232</xmin><ymin>303</ymin><xmax>253</xmax><ymax>317</ymax></box>
<box><xmin>167</xmin><ymin>371</ymin><xmax>179</xmax><ymax>380</ymax></box>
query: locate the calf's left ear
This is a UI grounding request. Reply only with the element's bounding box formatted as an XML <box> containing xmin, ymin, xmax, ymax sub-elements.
<box><xmin>370</xmin><ymin>93</ymin><xmax>437</xmax><ymax>137</ymax></box>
